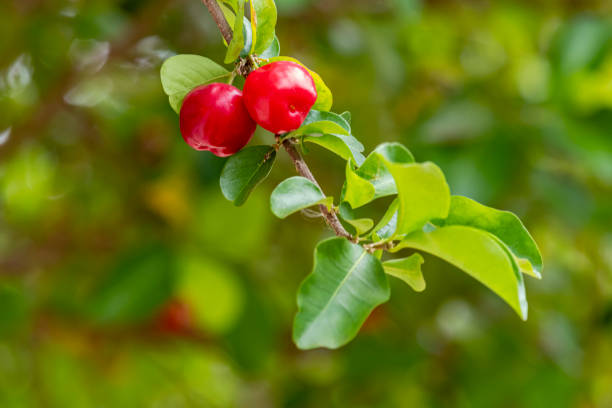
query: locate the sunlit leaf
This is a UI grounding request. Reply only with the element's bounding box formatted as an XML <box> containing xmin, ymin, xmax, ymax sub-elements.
<box><xmin>224</xmin><ymin>0</ymin><xmax>245</xmax><ymax>63</ymax></box>
<box><xmin>291</xmin><ymin>109</ymin><xmax>350</xmax><ymax>137</ymax></box>
<box><xmin>392</xmin><ymin>226</ymin><xmax>528</xmax><ymax>319</ymax></box>
<box><xmin>251</xmin><ymin>0</ymin><xmax>277</xmax><ymax>54</ymax></box>
<box><xmin>342</xmin><ymin>160</ymin><xmax>375</xmax><ymax>209</ymax></box>
<box><xmin>160</xmin><ymin>54</ymin><xmax>230</xmax><ymax>113</ymax></box>
<box><xmin>220</xmin><ymin>145</ymin><xmax>276</xmax><ymax>206</ymax></box>
<box><xmin>356</xmin><ymin>142</ymin><xmax>415</xmax><ymax>199</ymax></box>
<box><xmin>383</xmin><ymin>253</ymin><xmax>426</xmax><ymax>292</ymax></box>
<box><xmin>304</xmin><ymin>133</ymin><xmax>365</xmax><ymax>165</ymax></box>
<box><xmin>270</xmin><ymin>176</ymin><xmax>332</xmax><ymax>219</ymax></box>
<box><xmin>293</xmin><ymin>238</ymin><xmax>390</xmax><ymax>349</ymax></box>
<box><xmin>385</xmin><ymin>161</ymin><xmax>450</xmax><ymax>236</ymax></box>
<box><xmin>338</xmin><ymin>202</ymin><xmax>374</xmax><ymax>235</ymax></box>
<box><xmin>433</xmin><ymin>195</ymin><xmax>543</xmax><ymax>278</ymax></box>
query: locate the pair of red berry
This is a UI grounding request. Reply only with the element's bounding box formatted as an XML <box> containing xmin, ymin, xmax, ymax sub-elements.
<box><xmin>179</xmin><ymin>61</ymin><xmax>317</xmax><ymax>157</ymax></box>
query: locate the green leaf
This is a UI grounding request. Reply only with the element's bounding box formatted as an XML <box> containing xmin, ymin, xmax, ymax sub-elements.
<box><xmin>224</xmin><ymin>0</ymin><xmax>245</xmax><ymax>63</ymax></box>
<box><xmin>87</xmin><ymin>245</ymin><xmax>175</xmax><ymax>325</ymax></box>
<box><xmin>259</xmin><ymin>34</ymin><xmax>280</xmax><ymax>58</ymax></box>
<box><xmin>433</xmin><ymin>196</ymin><xmax>543</xmax><ymax>278</ymax></box>
<box><xmin>373</xmin><ymin>198</ymin><xmax>399</xmax><ymax>239</ymax></box>
<box><xmin>343</xmin><ymin>160</ymin><xmax>375</xmax><ymax>209</ymax></box>
<box><xmin>392</xmin><ymin>226</ymin><xmax>528</xmax><ymax>320</ymax></box>
<box><xmin>160</xmin><ymin>54</ymin><xmax>230</xmax><ymax>113</ymax></box>
<box><xmin>251</xmin><ymin>0</ymin><xmax>277</xmax><ymax>54</ymax></box>
<box><xmin>385</xmin><ymin>161</ymin><xmax>450</xmax><ymax>236</ymax></box>
<box><xmin>338</xmin><ymin>202</ymin><xmax>374</xmax><ymax>235</ymax></box>
<box><xmin>303</xmin><ymin>133</ymin><xmax>365</xmax><ymax>165</ymax></box>
<box><xmin>383</xmin><ymin>253</ymin><xmax>426</xmax><ymax>292</ymax></box>
<box><xmin>265</xmin><ymin>57</ymin><xmax>333</xmax><ymax>111</ymax></box>
<box><xmin>220</xmin><ymin>145</ymin><xmax>276</xmax><ymax>206</ymax></box>
<box><xmin>355</xmin><ymin>142</ymin><xmax>415</xmax><ymax>199</ymax></box>
<box><xmin>270</xmin><ymin>176</ymin><xmax>332</xmax><ymax>219</ymax></box>
<box><xmin>291</xmin><ymin>109</ymin><xmax>350</xmax><ymax>137</ymax></box>
<box><xmin>293</xmin><ymin>238</ymin><xmax>390</xmax><ymax>349</ymax></box>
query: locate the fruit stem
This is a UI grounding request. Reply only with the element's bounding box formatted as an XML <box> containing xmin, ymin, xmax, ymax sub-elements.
<box><xmin>248</xmin><ymin>55</ymin><xmax>260</xmax><ymax>69</ymax></box>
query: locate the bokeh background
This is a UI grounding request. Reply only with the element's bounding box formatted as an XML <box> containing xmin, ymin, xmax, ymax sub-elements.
<box><xmin>1</xmin><ymin>0</ymin><xmax>611</xmax><ymax>406</ymax></box>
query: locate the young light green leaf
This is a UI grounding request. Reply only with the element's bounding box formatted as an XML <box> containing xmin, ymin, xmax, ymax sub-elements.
<box><xmin>338</xmin><ymin>203</ymin><xmax>374</xmax><ymax>235</ymax></box>
<box><xmin>392</xmin><ymin>225</ymin><xmax>528</xmax><ymax>320</ymax></box>
<box><xmin>264</xmin><ymin>57</ymin><xmax>333</xmax><ymax>111</ymax></box>
<box><xmin>385</xmin><ymin>161</ymin><xmax>450</xmax><ymax>236</ymax></box>
<box><xmin>220</xmin><ymin>145</ymin><xmax>276</xmax><ymax>206</ymax></box>
<box><xmin>270</xmin><ymin>176</ymin><xmax>331</xmax><ymax>219</ymax></box>
<box><xmin>343</xmin><ymin>160</ymin><xmax>375</xmax><ymax>209</ymax></box>
<box><xmin>224</xmin><ymin>0</ymin><xmax>245</xmax><ymax>63</ymax></box>
<box><xmin>383</xmin><ymin>253</ymin><xmax>426</xmax><ymax>292</ymax></box>
<box><xmin>259</xmin><ymin>34</ymin><xmax>280</xmax><ymax>58</ymax></box>
<box><xmin>160</xmin><ymin>54</ymin><xmax>230</xmax><ymax>113</ymax></box>
<box><xmin>293</xmin><ymin>237</ymin><xmax>390</xmax><ymax>349</ymax></box>
<box><xmin>355</xmin><ymin>142</ymin><xmax>415</xmax><ymax>199</ymax></box>
<box><xmin>304</xmin><ymin>134</ymin><xmax>365</xmax><ymax>165</ymax></box>
<box><xmin>251</xmin><ymin>0</ymin><xmax>277</xmax><ymax>54</ymax></box>
<box><xmin>373</xmin><ymin>198</ymin><xmax>399</xmax><ymax>239</ymax></box>
<box><xmin>433</xmin><ymin>196</ymin><xmax>543</xmax><ymax>278</ymax></box>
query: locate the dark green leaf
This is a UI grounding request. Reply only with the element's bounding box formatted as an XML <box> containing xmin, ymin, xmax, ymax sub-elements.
<box><xmin>433</xmin><ymin>195</ymin><xmax>543</xmax><ymax>278</ymax></box>
<box><xmin>251</xmin><ymin>0</ymin><xmax>277</xmax><ymax>54</ymax></box>
<box><xmin>270</xmin><ymin>176</ymin><xmax>331</xmax><ymax>219</ymax></box>
<box><xmin>392</xmin><ymin>226</ymin><xmax>528</xmax><ymax>319</ymax></box>
<box><xmin>293</xmin><ymin>238</ymin><xmax>390</xmax><ymax>349</ymax></box>
<box><xmin>160</xmin><ymin>54</ymin><xmax>230</xmax><ymax>113</ymax></box>
<box><xmin>383</xmin><ymin>253</ymin><xmax>426</xmax><ymax>292</ymax></box>
<box><xmin>220</xmin><ymin>145</ymin><xmax>276</xmax><ymax>206</ymax></box>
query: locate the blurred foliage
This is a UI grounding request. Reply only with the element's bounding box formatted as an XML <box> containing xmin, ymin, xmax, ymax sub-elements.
<box><xmin>0</xmin><ymin>0</ymin><xmax>611</xmax><ymax>406</ymax></box>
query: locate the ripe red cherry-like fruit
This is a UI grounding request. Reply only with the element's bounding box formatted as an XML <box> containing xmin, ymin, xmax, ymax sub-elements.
<box><xmin>179</xmin><ymin>83</ymin><xmax>256</xmax><ymax>157</ymax></box>
<box><xmin>243</xmin><ymin>61</ymin><xmax>317</xmax><ymax>134</ymax></box>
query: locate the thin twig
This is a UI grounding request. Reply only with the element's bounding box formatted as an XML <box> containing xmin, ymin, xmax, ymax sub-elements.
<box><xmin>201</xmin><ymin>0</ymin><xmax>233</xmax><ymax>44</ymax></box>
<box><xmin>201</xmin><ymin>0</ymin><xmax>353</xmax><ymax>241</ymax></box>
<box><xmin>282</xmin><ymin>139</ymin><xmax>353</xmax><ymax>240</ymax></box>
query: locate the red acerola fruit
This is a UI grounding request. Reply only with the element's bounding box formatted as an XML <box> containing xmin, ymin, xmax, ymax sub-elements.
<box><xmin>243</xmin><ymin>61</ymin><xmax>317</xmax><ymax>134</ymax></box>
<box><xmin>179</xmin><ymin>83</ymin><xmax>256</xmax><ymax>157</ymax></box>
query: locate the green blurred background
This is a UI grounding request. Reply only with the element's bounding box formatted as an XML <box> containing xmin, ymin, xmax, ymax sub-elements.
<box><xmin>1</xmin><ymin>0</ymin><xmax>611</xmax><ymax>406</ymax></box>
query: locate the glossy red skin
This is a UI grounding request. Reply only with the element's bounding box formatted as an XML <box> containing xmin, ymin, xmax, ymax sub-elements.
<box><xmin>243</xmin><ymin>61</ymin><xmax>317</xmax><ymax>134</ymax></box>
<box><xmin>179</xmin><ymin>83</ymin><xmax>256</xmax><ymax>157</ymax></box>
